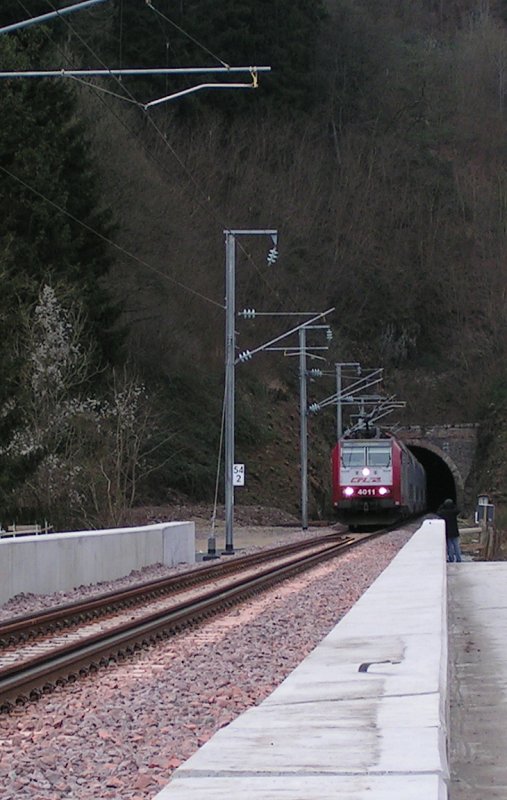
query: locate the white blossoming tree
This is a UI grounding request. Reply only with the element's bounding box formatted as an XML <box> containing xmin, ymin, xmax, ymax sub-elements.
<box><xmin>2</xmin><ymin>285</ymin><xmax>161</xmax><ymax>528</ymax></box>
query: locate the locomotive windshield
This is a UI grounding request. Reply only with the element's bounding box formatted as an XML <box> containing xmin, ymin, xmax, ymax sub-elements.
<box><xmin>341</xmin><ymin>446</ymin><xmax>366</xmax><ymax>467</ymax></box>
<box><xmin>367</xmin><ymin>446</ymin><xmax>391</xmax><ymax>467</ymax></box>
<box><xmin>341</xmin><ymin>444</ymin><xmax>391</xmax><ymax>468</ymax></box>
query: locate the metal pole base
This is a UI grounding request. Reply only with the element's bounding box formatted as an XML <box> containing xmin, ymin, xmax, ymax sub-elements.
<box><xmin>222</xmin><ymin>544</ymin><xmax>235</xmax><ymax>555</ymax></box>
<box><xmin>203</xmin><ymin>536</ymin><xmax>220</xmax><ymax>561</ymax></box>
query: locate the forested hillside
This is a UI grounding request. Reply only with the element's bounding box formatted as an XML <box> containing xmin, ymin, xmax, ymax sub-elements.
<box><xmin>2</xmin><ymin>0</ymin><xmax>507</xmax><ymax>526</ymax></box>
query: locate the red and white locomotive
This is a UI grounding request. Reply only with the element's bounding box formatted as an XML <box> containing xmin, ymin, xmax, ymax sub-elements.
<box><xmin>331</xmin><ymin>430</ymin><xmax>426</xmax><ymax>528</ymax></box>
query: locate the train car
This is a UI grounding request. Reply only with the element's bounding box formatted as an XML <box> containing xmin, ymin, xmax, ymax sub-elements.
<box><xmin>331</xmin><ymin>430</ymin><xmax>426</xmax><ymax>528</ymax></box>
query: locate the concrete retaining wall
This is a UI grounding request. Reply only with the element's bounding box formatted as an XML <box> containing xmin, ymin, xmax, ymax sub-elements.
<box><xmin>155</xmin><ymin>519</ymin><xmax>448</xmax><ymax>800</ymax></box>
<box><xmin>0</xmin><ymin>522</ymin><xmax>195</xmax><ymax>605</ymax></box>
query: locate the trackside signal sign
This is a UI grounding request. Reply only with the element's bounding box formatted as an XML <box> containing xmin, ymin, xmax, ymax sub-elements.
<box><xmin>233</xmin><ymin>464</ymin><xmax>245</xmax><ymax>486</ymax></box>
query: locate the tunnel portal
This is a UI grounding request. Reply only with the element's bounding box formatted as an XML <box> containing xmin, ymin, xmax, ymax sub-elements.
<box><xmin>408</xmin><ymin>444</ymin><xmax>460</xmax><ymax>512</ymax></box>
<box><xmin>399</xmin><ymin>424</ymin><xmax>476</xmax><ymax>513</ymax></box>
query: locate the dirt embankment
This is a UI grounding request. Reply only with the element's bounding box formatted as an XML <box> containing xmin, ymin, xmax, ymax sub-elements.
<box><xmin>124</xmin><ymin>503</ymin><xmax>302</xmax><ymax>529</ymax></box>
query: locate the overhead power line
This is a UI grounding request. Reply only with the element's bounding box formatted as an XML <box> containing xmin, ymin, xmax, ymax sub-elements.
<box><xmin>34</xmin><ymin>0</ymin><xmax>280</xmax><ymax>297</ymax></box>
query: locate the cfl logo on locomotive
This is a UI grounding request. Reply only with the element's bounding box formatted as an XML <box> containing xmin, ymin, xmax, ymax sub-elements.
<box><xmin>350</xmin><ymin>476</ymin><xmax>381</xmax><ymax>483</ymax></box>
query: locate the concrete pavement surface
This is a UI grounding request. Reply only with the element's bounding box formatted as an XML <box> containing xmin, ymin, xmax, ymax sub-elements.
<box><xmin>449</xmin><ymin>563</ymin><xmax>507</xmax><ymax>798</ymax></box>
<box><xmin>155</xmin><ymin>520</ymin><xmax>448</xmax><ymax>800</ymax></box>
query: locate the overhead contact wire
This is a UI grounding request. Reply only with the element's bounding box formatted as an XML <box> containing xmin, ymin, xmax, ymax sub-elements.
<box><xmin>38</xmin><ymin>0</ymin><xmax>286</xmax><ymax>302</ymax></box>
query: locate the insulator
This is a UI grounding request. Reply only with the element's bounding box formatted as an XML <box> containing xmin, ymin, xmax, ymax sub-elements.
<box><xmin>308</xmin><ymin>369</ymin><xmax>323</xmax><ymax>378</ymax></box>
<box><xmin>326</xmin><ymin>328</ymin><xmax>333</xmax><ymax>342</ymax></box>
<box><xmin>238</xmin><ymin>350</ymin><xmax>253</xmax><ymax>363</ymax></box>
<box><xmin>239</xmin><ymin>308</ymin><xmax>256</xmax><ymax>319</ymax></box>
<box><xmin>266</xmin><ymin>246</ymin><xmax>278</xmax><ymax>265</ymax></box>
<box><xmin>308</xmin><ymin>402</ymin><xmax>321</xmax><ymax>414</ymax></box>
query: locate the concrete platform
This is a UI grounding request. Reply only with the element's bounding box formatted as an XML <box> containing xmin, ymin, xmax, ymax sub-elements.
<box><xmin>448</xmin><ymin>563</ymin><xmax>507</xmax><ymax>798</ymax></box>
<box><xmin>0</xmin><ymin>522</ymin><xmax>195</xmax><ymax>605</ymax></box>
<box><xmin>154</xmin><ymin>520</ymin><xmax>448</xmax><ymax>800</ymax></box>
<box><xmin>155</xmin><ymin>776</ymin><xmax>444</xmax><ymax>799</ymax></box>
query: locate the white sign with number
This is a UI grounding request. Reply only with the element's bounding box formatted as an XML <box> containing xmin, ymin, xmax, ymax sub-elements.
<box><xmin>233</xmin><ymin>463</ymin><xmax>245</xmax><ymax>486</ymax></box>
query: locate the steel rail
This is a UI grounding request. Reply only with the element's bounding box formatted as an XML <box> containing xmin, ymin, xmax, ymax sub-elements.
<box><xmin>0</xmin><ymin>532</ymin><xmax>348</xmax><ymax>644</ymax></box>
<box><xmin>0</xmin><ymin>533</ymin><xmax>382</xmax><ymax>710</ymax></box>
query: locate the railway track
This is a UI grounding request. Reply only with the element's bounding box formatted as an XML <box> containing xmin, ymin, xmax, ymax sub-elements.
<box><xmin>0</xmin><ymin>529</ymin><xmax>387</xmax><ymax>712</ymax></box>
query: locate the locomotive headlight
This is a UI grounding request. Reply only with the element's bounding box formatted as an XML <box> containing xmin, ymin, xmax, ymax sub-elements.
<box><xmin>362</xmin><ymin>467</ymin><xmax>370</xmax><ymax>476</ymax></box>
<box><xmin>378</xmin><ymin>487</ymin><xmax>389</xmax><ymax>496</ymax></box>
<box><xmin>344</xmin><ymin>487</ymin><xmax>354</xmax><ymax>497</ymax></box>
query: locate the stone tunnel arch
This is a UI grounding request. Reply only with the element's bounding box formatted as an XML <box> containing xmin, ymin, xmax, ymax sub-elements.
<box><xmin>405</xmin><ymin>439</ymin><xmax>465</xmax><ymax>512</ymax></box>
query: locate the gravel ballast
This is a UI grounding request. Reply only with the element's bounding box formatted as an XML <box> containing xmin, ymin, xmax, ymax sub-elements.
<box><xmin>0</xmin><ymin>525</ymin><xmax>414</xmax><ymax>799</ymax></box>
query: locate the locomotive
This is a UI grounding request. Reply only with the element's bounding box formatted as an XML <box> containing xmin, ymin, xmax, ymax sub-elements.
<box><xmin>331</xmin><ymin>429</ymin><xmax>426</xmax><ymax>528</ymax></box>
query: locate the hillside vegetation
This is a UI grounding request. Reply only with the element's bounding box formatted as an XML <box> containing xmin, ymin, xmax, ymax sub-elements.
<box><xmin>2</xmin><ymin>0</ymin><xmax>507</xmax><ymax>525</ymax></box>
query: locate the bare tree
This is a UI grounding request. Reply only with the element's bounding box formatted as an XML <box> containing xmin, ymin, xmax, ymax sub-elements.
<box><xmin>2</xmin><ymin>285</ymin><xmax>168</xmax><ymax>528</ymax></box>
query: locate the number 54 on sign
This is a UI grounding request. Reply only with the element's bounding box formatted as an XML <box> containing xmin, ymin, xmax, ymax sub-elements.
<box><xmin>233</xmin><ymin>464</ymin><xmax>245</xmax><ymax>486</ymax></box>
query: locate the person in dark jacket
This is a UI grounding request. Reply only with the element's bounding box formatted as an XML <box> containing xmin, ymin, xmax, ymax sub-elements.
<box><xmin>437</xmin><ymin>498</ymin><xmax>462</xmax><ymax>562</ymax></box>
